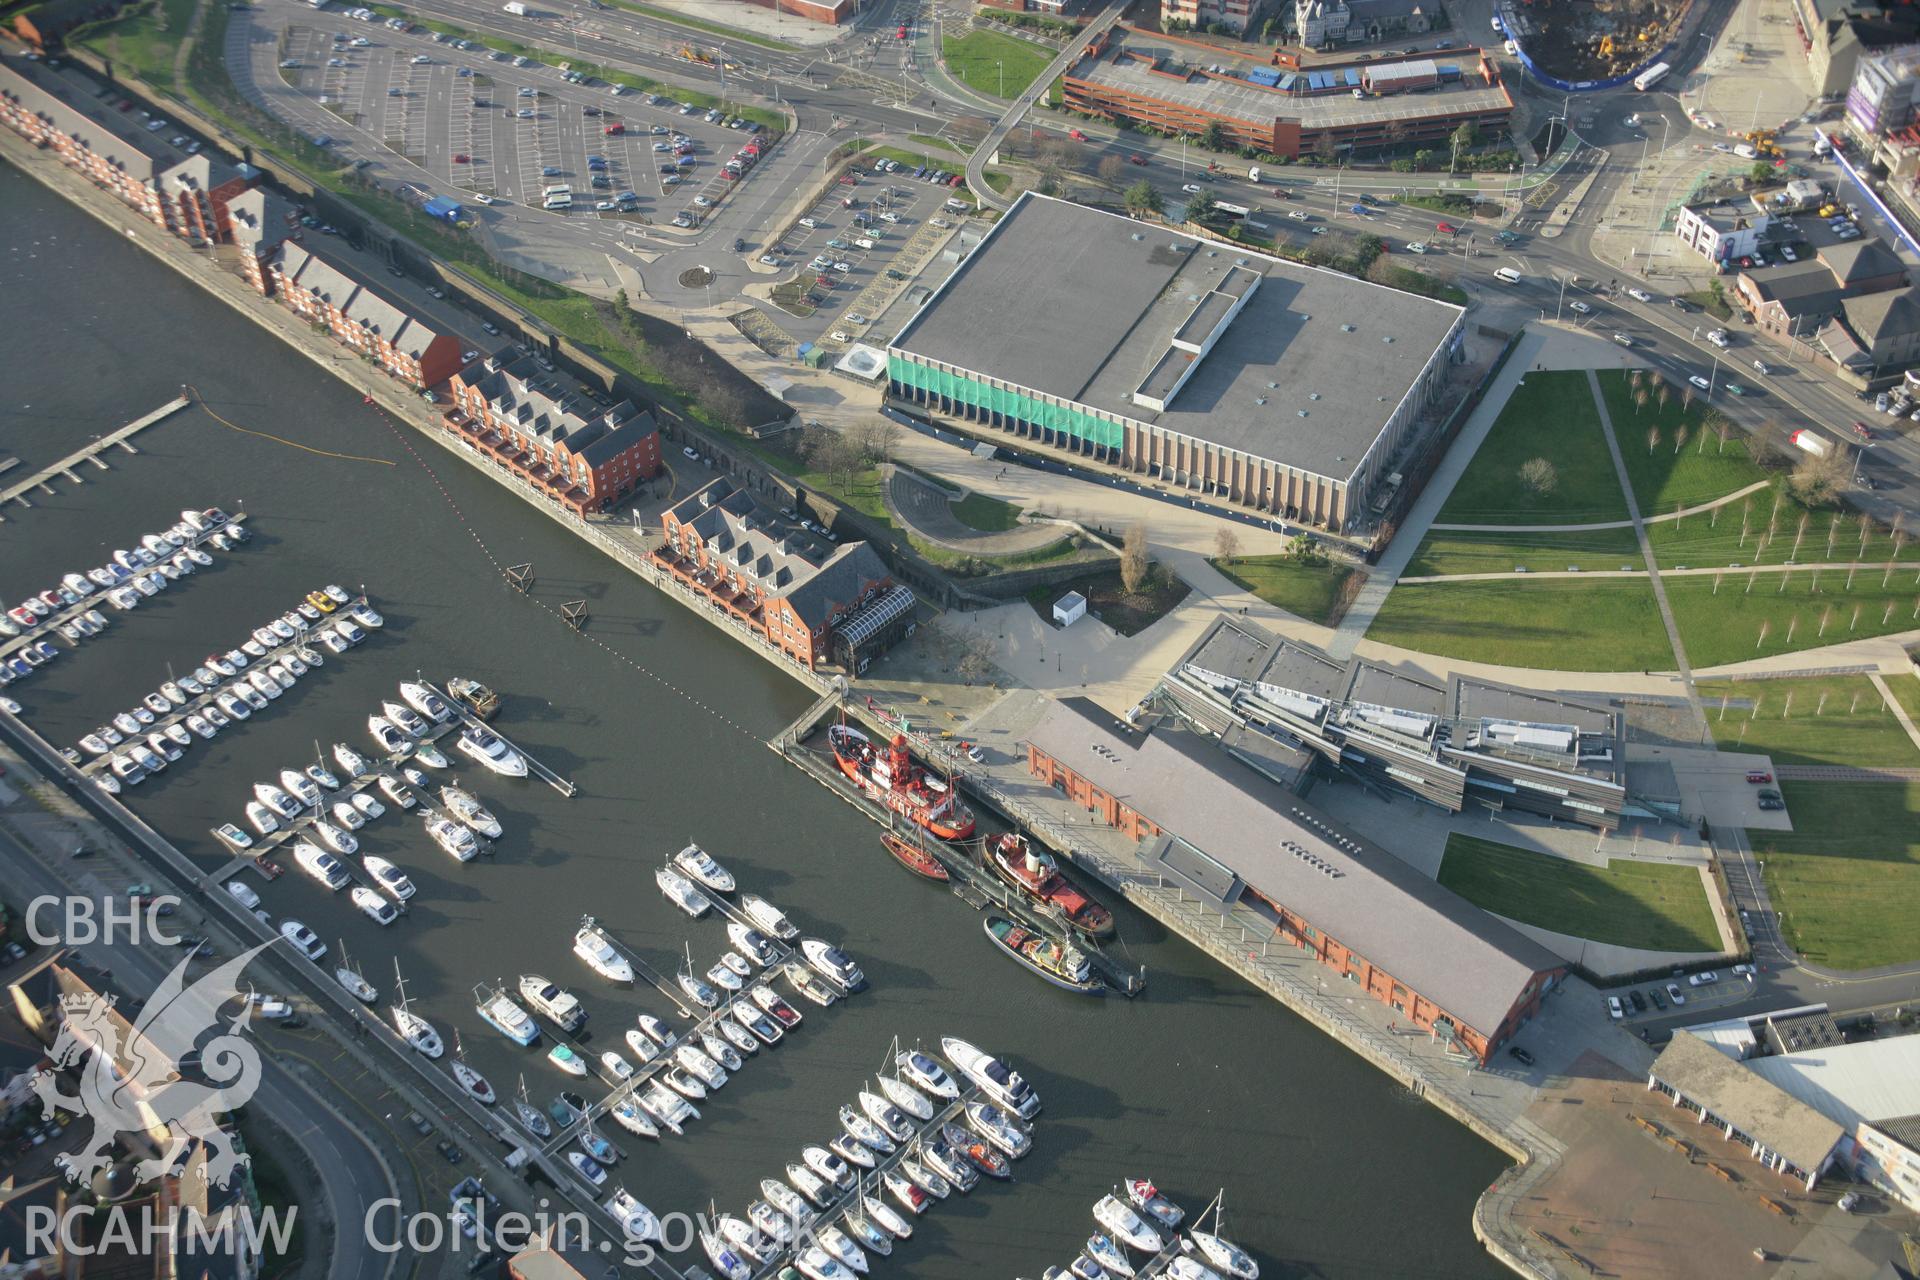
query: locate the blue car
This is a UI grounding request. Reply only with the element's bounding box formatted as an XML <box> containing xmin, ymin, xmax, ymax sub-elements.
<box><xmin>1350</xmin><ymin>203</ymin><xmax>1369</xmax><ymax>215</ymax></box>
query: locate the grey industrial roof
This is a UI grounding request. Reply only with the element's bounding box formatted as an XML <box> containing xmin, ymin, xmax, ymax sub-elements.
<box><xmin>1744</xmin><ymin>1035</ymin><xmax>1920</xmax><ymax>1131</ymax></box>
<box><xmin>1028</xmin><ymin>698</ymin><xmax>1564</xmax><ymax>1035</ymax></box>
<box><xmin>1652</xmin><ymin>1031</ymin><xmax>1847</xmax><ymax>1173</ymax></box>
<box><xmin>892</xmin><ymin>195</ymin><xmax>1462</xmax><ymax>484</ymax></box>
<box><xmin>1069</xmin><ymin>35</ymin><xmax>1511</xmax><ymax>131</ymax></box>
<box><xmin>1183</xmin><ymin>618</ymin><xmax>1275</xmax><ymax>685</ymax></box>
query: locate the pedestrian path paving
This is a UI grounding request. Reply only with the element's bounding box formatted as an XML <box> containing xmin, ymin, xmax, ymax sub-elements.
<box><xmin>1870</xmin><ymin>672</ymin><xmax>1920</xmax><ymax>754</ymax></box>
<box><xmin>1429</xmin><ymin>478</ymin><xmax>1771</xmax><ymax>533</ymax></box>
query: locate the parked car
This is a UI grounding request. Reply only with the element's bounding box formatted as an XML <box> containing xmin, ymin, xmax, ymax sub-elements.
<box><xmin>1507</xmin><ymin>1045</ymin><xmax>1535</xmax><ymax>1066</ymax></box>
<box><xmin>1606</xmin><ymin>995</ymin><xmax>1624</xmax><ymax>1020</ymax></box>
<box><xmin>1666</xmin><ymin>983</ymin><xmax>1686</xmax><ymax>1005</ymax></box>
<box><xmin>1745</xmin><ymin>770</ymin><xmax>1772</xmax><ymax>784</ymax></box>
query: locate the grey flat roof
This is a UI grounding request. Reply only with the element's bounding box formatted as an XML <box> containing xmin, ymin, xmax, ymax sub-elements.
<box><xmin>1343</xmin><ymin>655</ymin><xmax>1447</xmax><ymax>717</ymax></box>
<box><xmin>892</xmin><ymin>195</ymin><xmax>1462</xmax><ymax>483</ymax></box>
<box><xmin>1071</xmin><ymin>37</ymin><xmax>1512</xmax><ymax>130</ymax></box>
<box><xmin>1449</xmin><ymin>674</ymin><xmax>1622</xmax><ymax>739</ymax></box>
<box><xmin>1029</xmin><ymin>698</ymin><xmax>1563</xmax><ymax>1035</ymax></box>
<box><xmin>1652</xmin><ymin>1032</ymin><xmax>1847</xmax><ymax>1173</ymax></box>
<box><xmin>1184</xmin><ymin>618</ymin><xmax>1275</xmax><ymax>684</ymax></box>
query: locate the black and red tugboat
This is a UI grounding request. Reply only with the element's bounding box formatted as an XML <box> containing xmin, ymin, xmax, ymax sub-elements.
<box><xmin>985</xmin><ymin>833</ymin><xmax>1115</xmax><ymax>939</ymax></box>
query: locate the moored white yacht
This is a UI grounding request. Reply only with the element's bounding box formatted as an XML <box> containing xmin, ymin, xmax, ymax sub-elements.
<box><xmin>389</xmin><ymin>965</ymin><xmax>443</xmax><ymax>1058</ymax></box>
<box><xmin>573</xmin><ymin>917</ymin><xmax>633</xmax><ymax>983</ymax></box>
<box><xmin>439</xmin><ymin>787</ymin><xmax>502</xmax><ymax>839</ymax></box>
<box><xmin>383</xmin><ymin>700</ymin><xmax>431</xmax><ymax>737</ymax></box>
<box><xmin>253</xmin><ymin>781</ymin><xmax>300</xmax><ymax>820</ymax></box>
<box><xmin>363</xmin><ymin>856</ymin><xmax>416</xmax><ymax>901</ymax></box>
<box><xmin>425</xmin><ymin>814</ymin><xmax>478</xmax><ymax>862</ymax></box>
<box><xmin>941</xmin><ymin>1036</ymin><xmax>1041</xmax><ymax>1119</ymax></box>
<box><xmin>399</xmin><ymin>680</ymin><xmax>453</xmax><ymax>723</ymax></box>
<box><xmin>456</xmin><ymin>725</ymin><xmax>527</xmax><ymax>777</ymax></box>
<box><xmin>742</xmin><ymin>893</ymin><xmax>798</xmax><ymax>940</ymax></box>
<box><xmin>655</xmin><ymin>865</ymin><xmax>711</xmax><ymax>918</ymax></box>
<box><xmin>368</xmin><ymin>716</ymin><xmax>413</xmax><ymax>757</ymax></box>
<box><xmin>673</xmin><ymin>843</ymin><xmax>735</xmax><ymax>893</ymax></box>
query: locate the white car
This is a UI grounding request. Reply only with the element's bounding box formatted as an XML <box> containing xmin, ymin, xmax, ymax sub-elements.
<box><xmin>693</xmin><ymin>195</ymin><xmax>713</xmax><ymax>208</ymax></box>
<box><xmin>1288</xmin><ymin>210</ymin><xmax>1310</xmax><ymax>221</ymax></box>
<box><xmin>799</xmin><ymin>216</ymin><xmax>820</xmax><ymax>228</ymax></box>
<box><xmin>683</xmin><ymin>446</ymin><xmax>700</xmax><ymax>460</ymax></box>
<box><xmin>1405</xmin><ymin>241</ymin><xmax>1429</xmax><ymax>254</ymax></box>
<box><xmin>1569</xmin><ymin>300</ymin><xmax>1592</xmax><ymax>314</ymax></box>
<box><xmin>1689</xmin><ymin>970</ymin><xmax>1719</xmax><ymax>986</ymax></box>
<box><xmin>1751</xmin><ymin>359</ymin><xmax>1772</xmax><ymax>375</ymax></box>
<box><xmin>1688</xmin><ymin>375</ymin><xmax>1712</xmax><ymax>391</ymax></box>
<box><xmin>410</xmin><ymin>54</ymin><xmax>431</xmax><ymax>64</ymax></box>
<box><xmin>829</xmin><ymin>330</ymin><xmax>851</xmax><ymax>342</ymax></box>
<box><xmin>596</xmin><ymin>200</ymin><xmax>617</xmax><ymax>210</ymax></box>
<box><xmin>1626</xmin><ymin>287</ymin><xmax>1653</xmax><ymax>303</ymax></box>
<box><xmin>1707</xmin><ymin>329</ymin><xmax>1731</xmax><ymax>348</ymax></box>
<box><xmin>1181</xmin><ymin>183</ymin><xmax>1203</xmax><ymax>195</ymax></box>
<box><xmin>1606</xmin><ymin>996</ymin><xmax>1623</xmax><ymax>1020</ymax></box>
<box><xmin>831</xmin><ymin>261</ymin><xmax>852</xmax><ymax>272</ymax></box>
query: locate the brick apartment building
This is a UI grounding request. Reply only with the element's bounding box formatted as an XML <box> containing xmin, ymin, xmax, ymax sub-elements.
<box><xmin>1026</xmin><ymin>697</ymin><xmax>1565</xmax><ymax>1063</ymax></box>
<box><xmin>0</xmin><ymin>61</ymin><xmax>264</xmax><ymax>244</ymax></box>
<box><xmin>657</xmin><ymin>478</ymin><xmax>911</xmax><ymax>672</ymax></box>
<box><xmin>446</xmin><ymin>352</ymin><xmax>661</xmax><ymax>513</ymax></box>
<box><xmin>11</xmin><ymin>0</ymin><xmax>131</xmax><ymax>50</ymax></box>
<box><xmin>268</xmin><ymin>241</ymin><xmax>466</xmax><ymax>389</ymax></box>
<box><xmin>1163</xmin><ymin>0</ymin><xmax>1254</xmax><ymax>35</ymax></box>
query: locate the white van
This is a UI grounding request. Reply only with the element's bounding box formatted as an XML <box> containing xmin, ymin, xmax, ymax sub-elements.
<box><xmin>1493</xmin><ymin>266</ymin><xmax>1522</xmax><ymax>284</ymax></box>
<box><xmin>1733</xmin><ymin>143</ymin><xmax>1758</xmax><ymax>160</ymax></box>
<box><xmin>543</xmin><ymin>193</ymin><xmax>573</xmax><ymax>210</ymax></box>
<box><xmin>542</xmin><ymin>184</ymin><xmax>572</xmax><ymax>198</ymax></box>
<box><xmin>852</xmin><ymin>237</ymin><xmax>876</xmax><ymax>250</ymax></box>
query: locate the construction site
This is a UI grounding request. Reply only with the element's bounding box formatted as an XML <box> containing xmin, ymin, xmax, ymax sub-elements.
<box><xmin>1501</xmin><ymin>0</ymin><xmax>1691</xmax><ymax>83</ymax></box>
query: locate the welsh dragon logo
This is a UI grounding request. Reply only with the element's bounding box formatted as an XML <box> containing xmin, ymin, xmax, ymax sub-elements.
<box><xmin>31</xmin><ymin>941</ymin><xmax>277</xmax><ymax>1189</ymax></box>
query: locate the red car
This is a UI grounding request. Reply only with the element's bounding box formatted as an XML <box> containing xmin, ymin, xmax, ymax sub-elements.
<box><xmin>1128</xmin><ymin>153</ymin><xmax>1147</xmax><ymax>165</ymax></box>
<box><xmin>1745</xmin><ymin>770</ymin><xmax>1772</xmax><ymax>784</ymax></box>
<box><xmin>1853</xmin><ymin>421</ymin><xmax>1874</xmax><ymax>441</ymax></box>
<box><xmin>1069</xmin><ymin>128</ymin><xmax>1088</xmax><ymax>141</ymax></box>
<box><xmin>453</xmin><ymin>153</ymin><xmax>470</xmax><ymax>163</ymax></box>
<box><xmin>604</xmin><ymin>123</ymin><xmax>625</xmax><ymax>135</ymax></box>
<box><xmin>1435</xmin><ymin>220</ymin><xmax>1457</xmax><ymax>235</ymax></box>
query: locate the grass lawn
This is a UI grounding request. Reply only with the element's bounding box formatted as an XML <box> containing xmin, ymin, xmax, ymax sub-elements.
<box><xmin>942</xmin><ymin>29</ymin><xmax>1054</xmax><ymax>99</ymax></box>
<box><xmin>1750</xmin><ymin>781</ymin><xmax>1920</xmax><ymax>969</ymax></box>
<box><xmin>1645</xmin><ymin>480</ymin><xmax>1920</xmax><ymax>570</ymax></box>
<box><xmin>909</xmin><ymin>133</ymin><xmax>964</xmax><ymax>154</ymax></box>
<box><xmin>1663</xmin><ymin>570</ymin><xmax>1920</xmax><ymax>668</ymax></box>
<box><xmin>951</xmin><ymin>491</ymin><xmax>1023</xmax><ymax>532</ymax></box>
<box><xmin>1213</xmin><ymin>556</ymin><xmax>1357</xmax><ymax>626</ymax></box>
<box><xmin>1366</xmin><ymin>579</ymin><xmax>1675</xmax><ymax>671</ymax></box>
<box><xmin>1596</xmin><ymin>370</ymin><xmax>1767</xmax><ymax>513</ymax></box>
<box><xmin>1698</xmin><ymin>676</ymin><xmax>1920</xmax><ymax>767</ymax></box>
<box><xmin>1438</xmin><ymin>835</ymin><xmax>1720</xmax><ymax>952</ymax></box>
<box><xmin>1889</xmin><ymin>673</ymin><xmax>1920</xmax><ymax>731</ymax></box>
<box><xmin>1435</xmin><ymin>370</ymin><xmax>1629</xmax><ymax>526</ymax></box>
<box><xmin>1027</xmin><ymin>567</ymin><xmax>1191</xmax><ymax>637</ymax></box>
<box><xmin>1403</xmin><ymin>527</ymin><xmax>1643</xmax><ymax>577</ymax></box>
<box><xmin>71</xmin><ymin>0</ymin><xmax>197</xmax><ymax>93</ymax></box>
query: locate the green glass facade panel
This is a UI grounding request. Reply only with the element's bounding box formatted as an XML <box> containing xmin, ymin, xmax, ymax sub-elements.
<box><xmin>888</xmin><ymin>355</ymin><xmax>1124</xmax><ymax>449</ymax></box>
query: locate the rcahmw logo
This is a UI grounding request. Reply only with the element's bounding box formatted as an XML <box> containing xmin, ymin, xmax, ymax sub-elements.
<box><xmin>26</xmin><ymin>1203</ymin><xmax>298</xmax><ymax>1261</ymax></box>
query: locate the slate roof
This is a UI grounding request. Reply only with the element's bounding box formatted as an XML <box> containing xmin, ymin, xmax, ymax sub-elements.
<box><xmin>1842</xmin><ymin>287</ymin><xmax>1920</xmax><ymax>346</ymax></box>
<box><xmin>0</xmin><ymin>61</ymin><xmax>167</xmax><ymax>179</ymax></box>
<box><xmin>666</xmin><ymin>479</ymin><xmax>893</xmax><ymax>627</ymax></box>
<box><xmin>1818</xmin><ymin>237</ymin><xmax>1908</xmax><ymax>287</ymax></box>
<box><xmin>1027</xmin><ymin>697</ymin><xmax>1565</xmax><ymax>1036</ymax></box>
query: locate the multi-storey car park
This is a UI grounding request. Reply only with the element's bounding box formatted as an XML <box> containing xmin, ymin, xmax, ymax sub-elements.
<box><xmin>1062</xmin><ymin>27</ymin><xmax>1513</xmax><ymax>160</ymax></box>
<box><xmin>887</xmin><ymin>194</ymin><xmax>1464</xmax><ymax>533</ymax></box>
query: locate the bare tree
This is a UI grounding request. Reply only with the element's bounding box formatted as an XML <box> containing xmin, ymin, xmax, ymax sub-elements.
<box><xmin>1787</xmin><ymin>452</ymin><xmax>1849</xmax><ymax>507</ymax></box>
<box><xmin>1213</xmin><ymin>526</ymin><xmax>1242</xmax><ymax>565</ymax></box>
<box><xmin>1646</xmin><ymin>426</ymin><xmax>1662</xmax><ymax>456</ymax></box>
<box><xmin>799</xmin><ymin>425</ymin><xmax>865</xmax><ymax>495</ymax></box>
<box><xmin>1096</xmin><ymin>154</ymin><xmax>1128</xmax><ymax>186</ymax></box>
<box><xmin>1672</xmin><ymin>425</ymin><xmax>1690</xmax><ymax>454</ymax></box>
<box><xmin>955</xmin><ymin>633</ymin><xmax>997</xmax><ymax>686</ymax></box>
<box><xmin>1658</xmin><ymin>383</ymin><xmax>1672</xmax><ymax>416</ymax></box>
<box><xmin>1121</xmin><ymin>523</ymin><xmax>1151</xmax><ymax>596</ymax></box>
<box><xmin>1634</xmin><ymin>387</ymin><xmax>1651</xmax><ymax>417</ymax></box>
<box><xmin>1519</xmin><ymin>457</ymin><xmax>1558</xmax><ymax>496</ymax></box>
<box><xmin>855</xmin><ymin>416</ymin><xmax>902</xmax><ymax>465</ymax></box>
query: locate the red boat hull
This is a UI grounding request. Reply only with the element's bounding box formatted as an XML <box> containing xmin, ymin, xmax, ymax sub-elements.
<box><xmin>986</xmin><ymin>835</ymin><xmax>1115</xmax><ymax>938</ymax></box>
<box><xmin>829</xmin><ymin>724</ymin><xmax>976</xmax><ymax>841</ymax></box>
<box><xmin>881</xmin><ymin>833</ymin><xmax>951</xmax><ymax>881</ymax></box>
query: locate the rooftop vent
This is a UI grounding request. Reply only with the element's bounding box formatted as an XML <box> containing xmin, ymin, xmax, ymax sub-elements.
<box><xmin>1266</xmin><ymin>381</ymin><xmax>1278</xmax><ymax>389</ymax></box>
<box><xmin>1297</xmin><ymin>410</ymin><xmax>1309</xmax><ymax>418</ymax></box>
<box><xmin>1383</xmin><ymin>335</ymin><xmax>1395</xmax><ymax>343</ymax></box>
<box><xmin>1255</xmin><ymin>396</ymin><xmax>1267</xmax><ymax>405</ymax></box>
<box><xmin>1309</xmin><ymin>392</ymin><xmax>1321</xmax><ymax>401</ymax></box>
<box><xmin>1341</xmin><ymin>323</ymin><xmax>1355</xmax><ymax>332</ymax></box>
<box><xmin>1130</xmin><ymin>232</ymin><xmax>1144</xmax><ymax>241</ymax></box>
